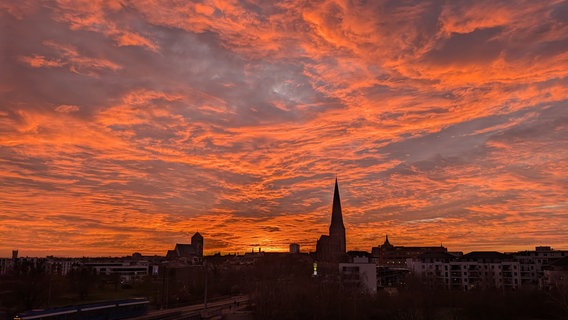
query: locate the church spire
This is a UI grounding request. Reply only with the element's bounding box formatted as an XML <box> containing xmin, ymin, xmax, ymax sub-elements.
<box><xmin>316</xmin><ymin>178</ymin><xmax>347</xmax><ymax>261</ymax></box>
<box><xmin>330</xmin><ymin>178</ymin><xmax>344</xmax><ymax>227</ymax></box>
<box><xmin>329</xmin><ymin>178</ymin><xmax>346</xmax><ymax>254</ymax></box>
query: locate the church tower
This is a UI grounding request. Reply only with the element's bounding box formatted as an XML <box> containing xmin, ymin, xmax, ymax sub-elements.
<box><xmin>191</xmin><ymin>232</ymin><xmax>203</xmax><ymax>257</ymax></box>
<box><xmin>316</xmin><ymin>178</ymin><xmax>347</xmax><ymax>261</ymax></box>
<box><xmin>329</xmin><ymin>178</ymin><xmax>346</xmax><ymax>254</ymax></box>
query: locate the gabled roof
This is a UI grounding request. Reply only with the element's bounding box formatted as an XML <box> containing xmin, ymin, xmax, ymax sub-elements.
<box><xmin>174</xmin><ymin>244</ymin><xmax>196</xmax><ymax>257</ymax></box>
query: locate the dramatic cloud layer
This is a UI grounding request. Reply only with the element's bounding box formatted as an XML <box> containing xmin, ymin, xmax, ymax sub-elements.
<box><xmin>1</xmin><ymin>0</ymin><xmax>567</xmax><ymax>257</ymax></box>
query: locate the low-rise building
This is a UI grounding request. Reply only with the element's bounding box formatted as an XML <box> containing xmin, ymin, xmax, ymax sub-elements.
<box><xmin>512</xmin><ymin>246</ymin><xmax>568</xmax><ymax>288</ymax></box>
<box><xmin>0</xmin><ymin>258</ymin><xmax>13</xmax><ymax>275</ymax></box>
<box><xmin>543</xmin><ymin>256</ymin><xmax>568</xmax><ymax>290</ymax></box>
<box><xmin>408</xmin><ymin>251</ymin><xmax>523</xmax><ymax>290</ymax></box>
<box><xmin>372</xmin><ymin>236</ymin><xmax>447</xmax><ymax>267</ymax></box>
<box><xmin>408</xmin><ymin>247</ymin><xmax>568</xmax><ymax>291</ymax></box>
<box><xmin>84</xmin><ymin>259</ymin><xmax>150</xmax><ymax>282</ymax></box>
<box><xmin>339</xmin><ymin>252</ymin><xmax>377</xmax><ymax>294</ymax></box>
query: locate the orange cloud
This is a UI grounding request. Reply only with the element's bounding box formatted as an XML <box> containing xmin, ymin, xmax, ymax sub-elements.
<box><xmin>54</xmin><ymin>104</ymin><xmax>80</xmax><ymax>113</ymax></box>
<box><xmin>53</xmin><ymin>0</ymin><xmax>158</xmax><ymax>51</ymax></box>
<box><xmin>19</xmin><ymin>55</ymin><xmax>65</xmax><ymax>68</ymax></box>
<box><xmin>1</xmin><ymin>0</ymin><xmax>567</xmax><ymax>257</ymax></box>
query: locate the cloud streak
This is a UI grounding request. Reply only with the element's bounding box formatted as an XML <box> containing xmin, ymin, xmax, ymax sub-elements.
<box><xmin>0</xmin><ymin>0</ymin><xmax>567</xmax><ymax>257</ymax></box>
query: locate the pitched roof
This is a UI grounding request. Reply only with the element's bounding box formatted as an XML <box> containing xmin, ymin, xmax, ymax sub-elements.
<box><xmin>174</xmin><ymin>244</ymin><xmax>196</xmax><ymax>257</ymax></box>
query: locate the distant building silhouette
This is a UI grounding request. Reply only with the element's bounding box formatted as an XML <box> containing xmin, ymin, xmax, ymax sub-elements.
<box><xmin>371</xmin><ymin>235</ymin><xmax>447</xmax><ymax>267</ymax></box>
<box><xmin>191</xmin><ymin>232</ymin><xmax>204</xmax><ymax>257</ymax></box>
<box><xmin>289</xmin><ymin>243</ymin><xmax>300</xmax><ymax>253</ymax></box>
<box><xmin>316</xmin><ymin>179</ymin><xmax>347</xmax><ymax>262</ymax></box>
<box><xmin>166</xmin><ymin>232</ymin><xmax>204</xmax><ymax>264</ymax></box>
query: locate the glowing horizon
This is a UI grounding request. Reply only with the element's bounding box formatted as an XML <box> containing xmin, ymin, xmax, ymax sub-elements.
<box><xmin>1</xmin><ymin>0</ymin><xmax>567</xmax><ymax>258</ymax></box>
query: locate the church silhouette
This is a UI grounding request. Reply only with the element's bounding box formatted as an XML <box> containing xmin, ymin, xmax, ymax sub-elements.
<box><xmin>316</xmin><ymin>179</ymin><xmax>347</xmax><ymax>262</ymax></box>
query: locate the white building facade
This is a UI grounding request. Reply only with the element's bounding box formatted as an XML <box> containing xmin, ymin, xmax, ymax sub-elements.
<box><xmin>408</xmin><ymin>247</ymin><xmax>568</xmax><ymax>291</ymax></box>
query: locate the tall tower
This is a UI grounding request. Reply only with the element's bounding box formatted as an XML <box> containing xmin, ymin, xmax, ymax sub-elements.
<box><xmin>329</xmin><ymin>178</ymin><xmax>346</xmax><ymax>254</ymax></box>
<box><xmin>316</xmin><ymin>178</ymin><xmax>347</xmax><ymax>262</ymax></box>
<box><xmin>191</xmin><ymin>232</ymin><xmax>203</xmax><ymax>257</ymax></box>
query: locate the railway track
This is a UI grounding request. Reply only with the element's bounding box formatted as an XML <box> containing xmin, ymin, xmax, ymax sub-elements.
<box><xmin>132</xmin><ymin>295</ymin><xmax>250</xmax><ymax>320</ymax></box>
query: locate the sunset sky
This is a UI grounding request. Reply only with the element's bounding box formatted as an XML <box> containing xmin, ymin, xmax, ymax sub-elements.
<box><xmin>1</xmin><ymin>0</ymin><xmax>567</xmax><ymax>257</ymax></box>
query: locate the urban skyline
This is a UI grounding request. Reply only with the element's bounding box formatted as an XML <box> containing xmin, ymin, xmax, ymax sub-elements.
<box><xmin>1</xmin><ymin>1</ymin><xmax>567</xmax><ymax>257</ymax></box>
<box><xmin>1</xmin><ymin>179</ymin><xmax>565</xmax><ymax>258</ymax></box>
